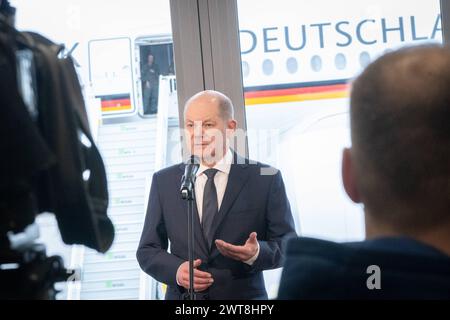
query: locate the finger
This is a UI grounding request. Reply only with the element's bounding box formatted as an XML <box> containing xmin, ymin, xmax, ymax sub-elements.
<box><xmin>215</xmin><ymin>241</ymin><xmax>228</xmax><ymax>254</ymax></box>
<box><xmin>215</xmin><ymin>239</ymin><xmax>230</xmax><ymax>247</ymax></box>
<box><xmin>180</xmin><ymin>275</ymin><xmax>189</xmax><ymax>284</ymax></box>
<box><xmin>216</xmin><ymin>241</ymin><xmax>254</xmax><ymax>261</ymax></box>
<box><xmin>181</xmin><ymin>259</ymin><xmax>203</xmax><ymax>274</ymax></box>
<box><xmin>216</xmin><ymin>243</ymin><xmax>232</xmax><ymax>257</ymax></box>
<box><xmin>192</xmin><ymin>277</ymin><xmax>214</xmax><ymax>285</ymax></box>
<box><xmin>219</xmin><ymin>242</ymin><xmax>248</xmax><ymax>255</ymax></box>
<box><xmin>193</xmin><ymin>259</ymin><xmax>202</xmax><ymax>268</ymax></box>
<box><xmin>180</xmin><ymin>279</ymin><xmax>189</xmax><ymax>289</ymax></box>
<box><xmin>216</xmin><ymin>241</ymin><xmax>248</xmax><ymax>258</ymax></box>
<box><xmin>182</xmin><ymin>268</ymin><xmax>212</xmax><ymax>278</ymax></box>
<box><xmin>193</xmin><ymin>270</ymin><xmax>212</xmax><ymax>279</ymax></box>
<box><xmin>215</xmin><ymin>240</ymin><xmax>253</xmax><ymax>260</ymax></box>
<box><xmin>215</xmin><ymin>240</ymin><xmax>241</xmax><ymax>252</ymax></box>
<box><xmin>194</xmin><ymin>278</ymin><xmax>214</xmax><ymax>288</ymax></box>
<box><xmin>217</xmin><ymin>245</ymin><xmax>246</xmax><ymax>261</ymax></box>
<box><xmin>217</xmin><ymin>240</ymin><xmax>241</xmax><ymax>251</ymax></box>
<box><xmin>182</xmin><ymin>259</ymin><xmax>202</xmax><ymax>273</ymax></box>
<box><xmin>248</xmin><ymin>232</ymin><xmax>258</xmax><ymax>243</ymax></box>
<box><xmin>181</xmin><ymin>278</ymin><xmax>212</xmax><ymax>289</ymax></box>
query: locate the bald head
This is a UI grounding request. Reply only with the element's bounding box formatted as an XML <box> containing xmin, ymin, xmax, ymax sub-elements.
<box><xmin>183</xmin><ymin>90</ymin><xmax>237</xmax><ymax>166</ymax></box>
<box><xmin>349</xmin><ymin>45</ymin><xmax>450</xmax><ymax>231</ymax></box>
<box><xmin>184</xmin><ymin>90</ymin><xmax>234</xmax><ymax>121</ymax></box>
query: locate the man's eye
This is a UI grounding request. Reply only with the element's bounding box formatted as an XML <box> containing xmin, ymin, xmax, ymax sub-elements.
<box><xmin>186</xmin><ymin>123</ymin><xmax>194</xmax><ymax>128</ymax></box>
<box><xmin>204</xmin><ymin>123</ymin><xmax>214</xmax><ymax>128</ymax></box>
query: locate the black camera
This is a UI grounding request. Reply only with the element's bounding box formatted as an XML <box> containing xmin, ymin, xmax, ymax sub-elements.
<box><xmin>0</xmin><ymin>1</ymin><xmax>114</xmax><ymax>299</ymax></box>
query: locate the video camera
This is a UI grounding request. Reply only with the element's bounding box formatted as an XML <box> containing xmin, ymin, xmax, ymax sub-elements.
<box><xmin>0</xmin><ymin>1</ymin><xmax>114</xmax><ymax>299</ymax></box>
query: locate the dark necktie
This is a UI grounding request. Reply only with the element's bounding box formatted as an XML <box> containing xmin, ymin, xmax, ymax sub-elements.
<box><xmin>202</xmin><ymin>168</ymin><xmax>219</xmax><ymax>247</ymax></box>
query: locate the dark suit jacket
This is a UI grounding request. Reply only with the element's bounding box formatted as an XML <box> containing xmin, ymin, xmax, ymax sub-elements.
<box><xmin>278</xmin><ymin>237</ymin><xmax>450</xmax><ymax>299</ymax></box>
<box><xmin>137</xmin><ymin>154</ymin><xmax>296</xmax><ymax>300</ymax></box>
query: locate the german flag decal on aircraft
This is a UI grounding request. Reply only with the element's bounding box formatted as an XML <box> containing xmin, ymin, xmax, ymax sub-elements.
<box><xmin>244</xmin><ymin>80</ymin><xmax>349</xmax><ymax>106</ymax></box>
<box><xmin>98</xmin><ymin>94</ymin><xmax>133</xmax><ymax>113</ymax></box>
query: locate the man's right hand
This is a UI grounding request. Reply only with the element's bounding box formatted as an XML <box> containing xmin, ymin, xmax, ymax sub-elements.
<box><xmin>176</xmin><ymin>259</ymin><xmax>214</xmax><ymax>292</ymax></box>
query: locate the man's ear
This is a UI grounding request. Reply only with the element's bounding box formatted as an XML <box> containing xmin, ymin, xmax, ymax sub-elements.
<box><xmin>342</xmin><ymin>148</ymin><xmax>362</xmax><ymax>203</ymax></box>
<box><xmin>227</xmin><ymin>119</ymin><xmax>237</xmax><ymax>130</ymax></box>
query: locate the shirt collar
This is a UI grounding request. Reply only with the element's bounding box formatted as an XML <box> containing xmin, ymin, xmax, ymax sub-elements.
<box><xmin>197</xmin><ymin>149</ymin><xmax>233</xmax><ymax>177</ymax></box>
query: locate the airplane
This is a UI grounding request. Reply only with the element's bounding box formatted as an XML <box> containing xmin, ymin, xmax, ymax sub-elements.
<box><xmin>10</xmin><ymin>0</ymin><xmax>443</xmax><ymax>300</ymax></box>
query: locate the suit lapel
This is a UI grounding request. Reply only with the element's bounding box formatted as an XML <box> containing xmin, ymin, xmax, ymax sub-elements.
<box><xmin>208</xmin><ymin>156</ymin><xmax>250</xmax><ymax>250</ymax></box>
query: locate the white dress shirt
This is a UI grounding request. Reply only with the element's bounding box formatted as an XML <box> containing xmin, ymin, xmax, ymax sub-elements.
<box><xmin>194</xmin><ymin>149</ymin><xmax>233</xmax><ymax>223</ymax></box>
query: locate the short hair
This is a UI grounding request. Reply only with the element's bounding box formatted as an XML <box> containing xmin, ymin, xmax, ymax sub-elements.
<box><xmin>184</xmin><ymin>90</ymin><xmax>235</xmax><ymax>121</ymax></box>
<box><xmin>0</xmin><ymin>0</ymin><xmax>15</xmax><ymax>16</ymax></box>
<box><xmin>350</xmin><ymin>45</ymin><xmax>450</xmax><ymax>231</ymax></box>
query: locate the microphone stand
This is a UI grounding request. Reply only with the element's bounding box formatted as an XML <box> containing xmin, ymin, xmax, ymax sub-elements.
<box><xmin>181</xmin><ymin>181</ymin><xmax>196</xmax><ymax>300</ymax></box>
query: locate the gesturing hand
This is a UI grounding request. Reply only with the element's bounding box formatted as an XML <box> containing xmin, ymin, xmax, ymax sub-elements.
<box><xmin>215</xmin><ymin>232</ymin><xmax>259</xmax><ymax>262</ymax></box>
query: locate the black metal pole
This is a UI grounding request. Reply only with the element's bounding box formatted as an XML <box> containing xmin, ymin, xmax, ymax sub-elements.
<box><xmin>187</xmin><ymin>198</ymin><xmax>195</xmax><ymax>300</ymax></box>
<box><xmin>180</xmin><ymin>156</ymin><xmax>199</xmax><ymax>300</ymax></box>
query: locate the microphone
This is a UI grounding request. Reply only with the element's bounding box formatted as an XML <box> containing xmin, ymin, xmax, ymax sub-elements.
<box><xmin>180</xmin><ymin>155</ymin><xmax>200</xmax><ymax>200</ymax></box>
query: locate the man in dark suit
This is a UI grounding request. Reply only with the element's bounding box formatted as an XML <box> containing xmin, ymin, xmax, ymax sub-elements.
<box><xmin>278</xmin><ymin>45</ymin><xmax>450</xmax><ymax>299</ymax></box>
<box><xmin>137</xmin><ymin>90</ymin><xmax>296</xmax><ymax>300</ymax></box>
<box><xmin>141</xmin><ymin>53</ymin><xmax>160</xmax><ymax>115</ymax></box>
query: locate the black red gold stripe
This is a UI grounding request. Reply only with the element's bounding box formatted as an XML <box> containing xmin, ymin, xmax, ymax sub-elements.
<box><xmin>244</xmin><ymin>80</ymin><xmax>350</xmax><ymax>106</ymax></box>
<box><xmin>97</xmin><ymin>94</ymin><xmax>132</xmax><ymax>112</ymax></box>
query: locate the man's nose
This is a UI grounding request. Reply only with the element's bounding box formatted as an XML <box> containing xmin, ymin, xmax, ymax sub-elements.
<box><xmin>193</xmin><ymin>124</ymin><xmax>204</xmax><ymax>138</ymax></box>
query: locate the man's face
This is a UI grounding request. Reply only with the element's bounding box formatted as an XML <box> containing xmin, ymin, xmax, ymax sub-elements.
<box><xmin>184</xmin><ymin>97</ymin><xmax>235</xmax><ymax>165</ymax></box>
<box><xmin>147</xmin><ymin>55</ymin><xmax>154</xmax><ymax>65</ymax></box>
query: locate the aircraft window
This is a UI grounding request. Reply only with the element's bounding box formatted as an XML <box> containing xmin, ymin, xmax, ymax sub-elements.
<box><xmin>242</xmin><ymin>60</ymin><xmax>250</xmax><ymax>78</ymax></box>
<box><xmin>311</xmin><ymin>55</ymin><xmax>323</xmax><ymax>72</ymax></box>
<box><xmin>286</xmin><ymin>57</ymin><xmax>298</xmax><ymax>74</ymax></box>
<box><xmin>359</xmin><ymin>51</ymin><xmax>371</xmax><ymax>68</ymax></box>
<box><xmin>262</xmin><ymin>59</ymin><xmax>274</xmax><ymax>75</ymax></box>
<box><xmin>335</xmin><ymin>53</ymin><xmax>347</xmax><ymax>70</ymax></box>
